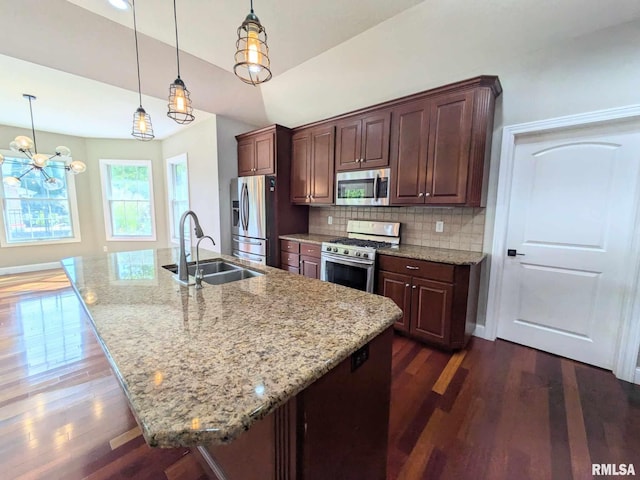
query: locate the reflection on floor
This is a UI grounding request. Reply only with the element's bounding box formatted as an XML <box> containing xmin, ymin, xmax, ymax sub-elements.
<box><xmin>1</xmin><ymin>269</ymin><xmax>639</xmax><ymax>479</ymax></box>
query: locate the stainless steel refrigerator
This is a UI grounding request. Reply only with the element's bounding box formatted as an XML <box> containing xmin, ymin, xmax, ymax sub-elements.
<box><xmin>231</xmin><ymin>175</ymin><xmax>308</xmax><ymax>266</ymax></box>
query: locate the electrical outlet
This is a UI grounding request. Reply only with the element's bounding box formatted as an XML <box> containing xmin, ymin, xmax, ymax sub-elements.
<box><xmin>435</xmin><ymin>221</ymin><xmax>444</xmax><ymax>233</ymax></box>
<box><xmin>328</xmin><ymin>215</ymin><xmax>333</xmax><ymax>225</ymax></box>
<box><xmin>103</xmin><ymin>246</ymin><xmax>108</xmax><ymax>252</ymax></box>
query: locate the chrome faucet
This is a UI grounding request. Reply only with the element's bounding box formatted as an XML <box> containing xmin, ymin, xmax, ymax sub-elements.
<box><xmin>178</xmin><ymin>210</ymin><xmax>204</xmax><ymax>284</ymax></box>
<box><xmin>194</xmin><ymin>236</ymin><xmax>216</xmax><ymax>289</ymax></box>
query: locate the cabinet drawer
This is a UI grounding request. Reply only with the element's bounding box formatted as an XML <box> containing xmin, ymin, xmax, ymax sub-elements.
<box><xmin>282</xmin><ymin>252</ymin><xmax>300</xmax><ymax>267</ymax></box>
<box><xmin>377</xmin><ymin>255</ymin><xmax>454</xmax><ymax>283</ymax></box>
<box><xmin>281</xmin><ymin>240</ymin><xmax>300</xmax><ymax>253</ymax></box>
<box><xmin>299</xmin><ymin>243</ymin><xmax>321</xmax><ymax>258</ymax></box>
<box><xmin>281</xmin><ymin>263</ymin><xmax>300</xmax><ymax>274</ymax></box>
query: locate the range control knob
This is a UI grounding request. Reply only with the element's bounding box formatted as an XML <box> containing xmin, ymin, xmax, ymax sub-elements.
<box><xmin>332</xmin><ymin>247</ymin><xmax>338</xmax><ymax>253</ymax></box>
<box><xmin>343</xmin><ymin>249</ymin><xmax>349</xmax><ymax>255</ymax></box>
<box><xmin>355</xmin><ymin>252</ymin><xmax>361</xmax><ymax>257</ymax></box>
<box><xmin>325</xmin><ymin>246</ymin><xmax>332</xmax><ymax>251</ymax></box>
<box><xmin>362</xmin><ymin>253</ymin><xmax>369</xmax><ymax>259</ymax></box>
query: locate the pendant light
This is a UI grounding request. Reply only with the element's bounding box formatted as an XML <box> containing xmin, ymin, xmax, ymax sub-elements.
<box><xmin>167</xmin><ymin>0</ymin><xmax>194</xmax><ymax>124</ymax></box>
<box><xmin>234</xmin><ymin>0</ymin><xmax>272</xmax><ymax>86</ymax></box>
<box><xmin>131</xmin><ymin>0</ymin><xmax>154</xmax><ymax>141</ymax></box>
<box><xmin>1</xmin><ymin>94</ymin><xmax>86</xmax><ymax>191</ymax></box>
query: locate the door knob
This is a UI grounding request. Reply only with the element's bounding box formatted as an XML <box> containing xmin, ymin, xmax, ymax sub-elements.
<box><xmin>507</xmin><ymin>249</ymin><xmax>525</xmax><ymax>257</ymax></box>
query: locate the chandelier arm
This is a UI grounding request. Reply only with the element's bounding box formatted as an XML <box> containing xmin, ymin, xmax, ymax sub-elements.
<box><xmin>16</xmin><ymin>166</ymin><xmax>36</xmax><ymax>180</ymax></box>
<box><xmin>173</xmin><ymin>0</ymin><xmax>181</xmax><ymax>78</ymax></box>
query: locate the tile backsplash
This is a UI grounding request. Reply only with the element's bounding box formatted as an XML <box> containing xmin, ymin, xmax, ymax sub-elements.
<box><xmin>309</xmin><ymin>206</ymin><xmax>485</xmax><ymax>252</ymax></box>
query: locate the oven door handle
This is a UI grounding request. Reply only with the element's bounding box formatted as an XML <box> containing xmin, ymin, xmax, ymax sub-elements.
<box><xmin>374</xmin><ymin>174</ymin><xmax>379</xmax><ymax>201</ymax></box>
<box><xmin>322</xmin><ymin>253</ymin><xmax>374</xmax><ymax>267</ymax></box>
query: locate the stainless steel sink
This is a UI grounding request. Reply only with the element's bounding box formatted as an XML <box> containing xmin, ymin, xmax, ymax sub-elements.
<box><xmin>162</xmin><ymin>259</ymin><xmax>263</xmax><ymax>285</ymax></box>
<box><xmin>200</xmin><ymin>268</ymin><xmax>263</xmax><ymax>285</ymax></box>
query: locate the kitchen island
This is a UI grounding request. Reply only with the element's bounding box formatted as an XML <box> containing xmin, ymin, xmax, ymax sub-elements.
<box><xmin>61</xmin><ymin>248</ymin><xmax>401</xmax><ymax>480</ymax></box>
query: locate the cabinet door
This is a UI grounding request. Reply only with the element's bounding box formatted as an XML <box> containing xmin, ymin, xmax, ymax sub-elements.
<box><xmin>360</xmin><ymin>110</ymin><xmax>391</xmax><ymax>169</ymax></box>
<box><xmin>309</xmin><ymin>125</ymin><xmax>335</xmax><ymax>204</ymax></box>
<box><xmin>335</xmin><ymin>118</ymin><xmax>362</xmax><ymax>172</ymax></box>
<box><xmin>254</xmin><ymin>132</ymin><xmax>275</xmax><ymax>175</ymax></box>
<box><xmin>410</xmin><ymin>278</ymin><xmax>453</xmax><ymax>346</ymax></box>
<box><xmin>389</xmin><ymin>100</ymin><xmax>429</xmax><ymax>204</ymax></box>
<box><xmin>238</xmin><ymin>138</ymin><xmax>255</xmax><ymax>177</ymax></box>
<box><xmin>291</xmin><ymin>132</ymin><xmax>310</xmax><ymax>204</ymax></box>
<box><xmin>300</xmin><ymin>255</ymin><xmax>321</xmax><ymax>279</ymax></box>
<box><xmin>426</xmin><ymin>90</ymin><xmax>474</xmax><ymax>204</ymax></box>
<box><xmin>377</xmin><ymin>270</ymin><xmax>411</xmax><ymax>333</ymax></box>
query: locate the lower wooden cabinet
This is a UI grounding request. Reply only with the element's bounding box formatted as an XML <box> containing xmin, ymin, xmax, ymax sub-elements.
<box><xmin>376</xmin><ymin>254</ymin><xmax>482</xmax><ymax>349</ymax></box>
<box><xmin>280</xmin><ymin>240</ymin><xmax>321</xmax><ymax>280</ymax></box>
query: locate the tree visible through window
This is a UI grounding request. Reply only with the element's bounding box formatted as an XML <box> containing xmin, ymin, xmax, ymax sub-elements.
<box><xmin>99</xmin><ymin>159</ymin><xmax>156</xmax><ymax>241</ymax></box>
<box><xmin>0</xmin><ymin>155</ymin><xmax>81</xmax><ymax>246</ymax></box>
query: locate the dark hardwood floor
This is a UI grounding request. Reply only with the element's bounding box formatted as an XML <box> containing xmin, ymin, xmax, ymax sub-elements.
<box><xmin>1</xmin><ymin>270</ymin><xmax>639</xmax><ymax>479</ymax></box>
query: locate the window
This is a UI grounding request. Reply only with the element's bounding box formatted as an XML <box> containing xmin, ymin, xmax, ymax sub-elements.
<box><xmin>99</xmin><ymin>159</ymin><xmax>156</xmax><ymax>241</ymax></box>
<box><xmin>165</xmin><ymin>153</ymin><xmax>190</xmax><ymax>244</ymax></box>
<box><xmin>0</xmin><ymin>152</ymin><xmax>81</xmax><ymax>247</ymax></box>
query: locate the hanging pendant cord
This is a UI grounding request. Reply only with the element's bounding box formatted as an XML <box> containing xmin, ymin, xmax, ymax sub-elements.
<box><xmin>133</xmin><ymin>0</ymin><xmax>143</xmax><ymax>107</ymax></box>
<box><xmin>27</xmin><ymin>96</ymin><xmax>38</xmax><ymax>153</ymax></box>
<box><xmin>173</xmin><ymin>0</ymin><xmax>181</xmax><ymax>78</ymax></box>
<box><xmin>250</xmin><ymin>0</ymin><xmax>254</xmax><ymax>13</ymax></box>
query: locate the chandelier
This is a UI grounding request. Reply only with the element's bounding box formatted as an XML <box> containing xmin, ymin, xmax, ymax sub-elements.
<box><xmin>0</xmin><ymin>94</ymin><xmax>86</xmax><ymax>191</ymax></box>
<box><xmin>234</xmin><ymin>0</ymin><xmax>272</xmax><ymax>85</ymax></box>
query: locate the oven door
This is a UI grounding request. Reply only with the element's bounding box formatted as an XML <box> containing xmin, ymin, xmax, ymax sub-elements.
<box><xmin>320</xmin><ymin>253</ymin><xmax>375</xmax><ymax>293</ymax></box>
<box><xmin>335</xmin><ymin>168</ymin><xmax>390</xmax><ymax>206</ymax></box>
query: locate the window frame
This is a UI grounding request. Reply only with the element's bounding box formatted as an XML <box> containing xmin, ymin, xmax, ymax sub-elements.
<box><xmin>0</xmin><ymin>149</ymin><xmax>82</xmax><ymax>248</ymax></box>
<box><xmin>99</xmin><ymin>158</ymin><xmax>157</xmax><ymax>242</ymax></box>
<box><xmin>165</xmin><ymin>153</ymin><xmax>190</xmax><ymax>245</ymax></box>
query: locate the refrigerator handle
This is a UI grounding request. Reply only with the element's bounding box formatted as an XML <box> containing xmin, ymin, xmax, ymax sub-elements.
<box><xmin>242</xmin><ymin>183</ymin><xmax>250</xmax><ymax>231</ymax></box>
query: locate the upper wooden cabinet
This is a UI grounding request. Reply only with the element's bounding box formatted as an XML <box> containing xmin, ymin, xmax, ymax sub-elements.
<box><xmin>389</xmin><ymin>77</ymin><xmax>500</xmax><ymax>206</ymax></box>
<box><xmin>335</xmin><ymin>110</ymin><xmax>391</xmax><ymax>171</ymax></box>
<box><xmin>291</xmin><ymin>125</ymin><xmax>335</xmax><ymax>205</ymax></box>
<box><xmin>236</xmin><ymin>125</ymin><xmax>291</xmax><ymax>177</ymax></box>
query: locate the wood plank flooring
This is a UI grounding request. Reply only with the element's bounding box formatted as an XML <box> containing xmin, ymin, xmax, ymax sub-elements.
<box><xmin>1</xmin><ymin>270</ymin><xmax>639</xmax><ymax>479</ymax></box>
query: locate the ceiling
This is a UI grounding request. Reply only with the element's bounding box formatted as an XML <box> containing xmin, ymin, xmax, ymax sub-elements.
<box><xmin>0</xmin><ymin>0</ymin><xmax>639</xmax><ymax>140</ymax></box>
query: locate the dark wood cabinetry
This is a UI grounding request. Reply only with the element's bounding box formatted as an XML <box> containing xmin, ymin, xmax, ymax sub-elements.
<box><xmin>291</xmin><ymin>125</ymin><xmax>335</xmax><ymax>205</ymax></box>
<box><xmin>236</xmin><ymin>125</ymin><xmax>290</xmax><ymax>177</ymax></box>
<box><xmin>376</xmin><ymin>254</ymin><xmax>482</xmax><ymax>349</ymax></box>
<box><xmin>280</xmin><ymin>240</ymin><xmax>321</xmax><ymax>279</ymax></box>
<box><xmin>388</xmin><ymin>77</ymin><xmax>500</xmax><ymax>206</ymax></box>
<box><xmin>335</xmin><ymin>110</ymin><xmax>391</xmax><ymax>171</ymax></box>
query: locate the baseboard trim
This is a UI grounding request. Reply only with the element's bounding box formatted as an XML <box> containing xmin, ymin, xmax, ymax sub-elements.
<box><xmin>473</xmin><ymin>324</ymin><xmax>488</xmax><ymax>340</ymax></box>
<box><xmin>635</xmin><ymin>367</ymin><xmax>640</xmax><ymax>385</ymax></box>
<box><xmin>0</xmin><ymin>262</ymin><xmax>60</xmax><ymax>276</ymax></box>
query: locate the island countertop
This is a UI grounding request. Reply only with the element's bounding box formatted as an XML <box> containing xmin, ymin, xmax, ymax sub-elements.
<box><xmin>61</xmin><ymin>248</ymin><xmax>401</xmax><ymax>448</ymax></box>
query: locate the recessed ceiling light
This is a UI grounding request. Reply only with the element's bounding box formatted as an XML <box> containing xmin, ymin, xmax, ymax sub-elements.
<box><xmin>108</xmin><ymin>0</ymin><xmax>130</xmax><ymax>10</ymax></box>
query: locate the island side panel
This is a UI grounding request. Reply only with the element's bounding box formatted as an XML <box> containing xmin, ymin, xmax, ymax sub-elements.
<box><xmin>300</xmin><ymin>325</ymin><xmax>393</xmax><ymax>480</ymax></box>
<box><xmin>198</xmin><ymin>326</ymin><xmax>393</xmax><ymax>480</ymax></box>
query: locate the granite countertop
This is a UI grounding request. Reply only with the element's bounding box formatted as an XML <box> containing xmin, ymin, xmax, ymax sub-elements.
<box><xmin>377</xmin><ymin>244</ymin><xmax>486</xmax><ymax>265</ymax></box>
<box><xmin>61</xmin><ymin>248</ymin><xmax>401</xmax><ymax>448</ymax></box>
<box><xmin>279</xmin><ymin>233</ymin><xmax>338</xmax><ymax>245</ymax></box>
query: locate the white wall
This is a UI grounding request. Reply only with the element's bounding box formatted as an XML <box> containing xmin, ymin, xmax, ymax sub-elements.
<box><xmin>215</xmin><ymin>116</ymin><xmax>257</xmax><ymax>254</ymax></box>
<box><xmin>161</xmin><ymin>117</ymin><xmax>222</xmax><ymax>253</ymax></box>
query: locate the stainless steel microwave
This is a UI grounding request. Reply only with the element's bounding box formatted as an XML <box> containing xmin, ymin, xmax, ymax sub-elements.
<box><xmin>335</xmin><ymin>168</ymin><xmax>390</xmax><ymax>206</ymax></box>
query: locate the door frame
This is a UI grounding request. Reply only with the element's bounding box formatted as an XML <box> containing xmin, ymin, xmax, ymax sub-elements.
<box><xmin>484</xmin><ymin>104</ymin><xmax>640</xmax><ymax>383</ymax></box>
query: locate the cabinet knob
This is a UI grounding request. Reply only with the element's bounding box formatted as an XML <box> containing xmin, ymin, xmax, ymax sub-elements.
<box><xmin>425</xmin><ymin>192</ymin><xmax>431</xmax><ymax>197</ymax></box>
<box><xmin>418</xmin><ymin>192</ymin><xmax>424</xmax><ymax>197</ymax></box>
<box><xmin>354</xmin><ymin>159</ymin><xmax>359</xmax><ymax>163</ymax></box>
<box><xmin>361</xmin><ymin>158</ymin><xmax>365</xmax><ymax>163</ymax></box>
<box><xmin>412</xmin><ymin>285</ymin><xmax>417</xmax><ymax>289</ymax></box>
<box><xmin>405</xmin><ymin>283</ymin><xmax>410</xmax><ymax>287</ymax></box>
<box><xmin>310</xmin><ymin>194</ymin><xmax>314</xmax><ymax>200</ymax></box>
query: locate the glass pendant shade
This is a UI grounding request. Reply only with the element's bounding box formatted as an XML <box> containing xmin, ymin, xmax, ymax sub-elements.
<box><xmin>56</xmin><ymin>146</ymin><xmax>72</xmax><ymax>157</ymax></box>
<box><xmin>3</xmin><ymin>176</ymin><xmax>21</xmax><ymax>187</ymax></box>
<box><xmin>43</xmin><ymin>177</ymin><xmax>64</xmax><ymax>191</ymax></box>
<box><xmin>168</xmin><ymin>78</ymin><xmax>194</xmax><ymax>124</ymax></box>
<box><xmin>14</xmin><ymin>135</ymin><xmax>34</xmax><ymax>150</ymax></box>
<box><xmin>68</xmin><ymin>160</ymin><xmax>87</xmax><ymax>174</ymax></box>
<box><xmin>132</xmin><ymin>107</ymin><xmax>154</xmax><ymax>141</ymax></box>
<box><xmin>9</xmin><ymin>141</ymin><xmax>20</xmax><ymax>152</ymax></box>
<box><xmin>234</xmin><ymin>10</ymin><xmax>272</xmax><ymax>85</ymax></box>
<box><xmin>0</xmin><ymin>153</ymin><xmax>4</xmax><ymax>165</ymax></box>
<box><xmin>32</xmin><ymin>153</ymin><xmax>49</xmax><ymax>168</ymax></box>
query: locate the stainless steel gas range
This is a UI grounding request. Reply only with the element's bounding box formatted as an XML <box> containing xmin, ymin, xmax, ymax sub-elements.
<box><xmin>320</xmin><ymin>220</ymin><xmax>400</xmax><ymax>293</ymax></box>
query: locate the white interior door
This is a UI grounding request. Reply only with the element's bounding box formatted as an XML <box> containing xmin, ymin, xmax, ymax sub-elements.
<box><xmin>497</xmin><ymin>121</ymin><xmax>640</xmax><ymax>369</ymax></box>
